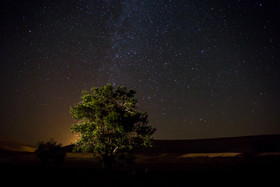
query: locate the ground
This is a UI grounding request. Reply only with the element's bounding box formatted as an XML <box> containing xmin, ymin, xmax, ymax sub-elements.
<box><xmin>1</xmin><ymin>135</ymin><xmax>280</xmax><ymax>186</ymax></box>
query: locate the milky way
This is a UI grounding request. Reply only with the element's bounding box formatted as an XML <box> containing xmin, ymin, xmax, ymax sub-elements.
<box><xmin>1</xmin><ymin>0</ymin><xmax>280</xmax><ymax>145</ymax></box>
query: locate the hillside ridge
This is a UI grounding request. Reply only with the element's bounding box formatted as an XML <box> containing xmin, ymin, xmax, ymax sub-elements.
<box><xmin>63</xmin><ymin>134</ymin><xmax>280</xmax><ymax>154</ymax></box>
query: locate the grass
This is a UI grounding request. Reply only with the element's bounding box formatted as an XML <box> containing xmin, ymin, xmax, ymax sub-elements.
<box><xmin>1</xmin><ymin>150</ymin><xmax>280</xmax><ymax>186</ymax></box>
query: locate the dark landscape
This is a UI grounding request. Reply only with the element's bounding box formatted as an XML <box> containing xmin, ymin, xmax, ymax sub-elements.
<box><xmin>1</xmin><ymin>135</ymin><xmax>280</xmax><ymax>186</ymax></box>
<box><xmin>1</xmin><ymin>1</ymin><xmax>280</xmax><ymax>186</ymax></box>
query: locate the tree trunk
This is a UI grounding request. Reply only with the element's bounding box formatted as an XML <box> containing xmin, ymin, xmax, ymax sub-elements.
<box><xmin>102</xmin><ymin>155</ymin><xmax>114</xmax><ymax>171</ymax></box>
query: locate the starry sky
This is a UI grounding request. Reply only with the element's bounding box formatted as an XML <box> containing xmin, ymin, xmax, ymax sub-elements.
<box><xmin>1</xmin><ymin>0</ymin><xmax>280</xmax><ymax>145</ymax></box>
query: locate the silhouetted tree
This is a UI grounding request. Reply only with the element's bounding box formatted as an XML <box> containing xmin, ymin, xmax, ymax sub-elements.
<box><xmin>70</xmin><ymin>84</ymin><xmax>156</xmax><ymax>170</ymax></box>
<box><xmin>35</xmin><ymin>140</ymin><xmax>66</xmax><ymax>166</ymax></box>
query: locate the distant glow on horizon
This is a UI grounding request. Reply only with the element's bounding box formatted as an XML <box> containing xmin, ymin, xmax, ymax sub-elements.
<box><xmin>179</xmin><ymin>152</ymin><xmax>241</xmax><ymax>158</ymax></box>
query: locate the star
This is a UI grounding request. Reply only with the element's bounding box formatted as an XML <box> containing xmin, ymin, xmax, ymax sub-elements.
<box><xmin>0</xmin><ymin>0</ymin><xmax>279</xmax><ymax>144</ymax></box>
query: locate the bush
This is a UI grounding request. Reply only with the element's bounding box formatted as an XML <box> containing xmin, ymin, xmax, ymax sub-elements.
<box><xmin>35</xmin><ymin>140</ymin><xmax>66</xmax><ymax>166</ymax></box>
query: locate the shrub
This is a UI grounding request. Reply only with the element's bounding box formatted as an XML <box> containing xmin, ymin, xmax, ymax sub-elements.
<box><xmin>35</xmin><ymin>140</ymin><xmax>66</xmax><ymax>166</ymax></box>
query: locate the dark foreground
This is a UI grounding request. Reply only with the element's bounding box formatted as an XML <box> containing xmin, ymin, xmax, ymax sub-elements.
<box><xmin>1</xmin><ymin>151</ymin><xmax>280</xmax><ymax>187</ymax></box>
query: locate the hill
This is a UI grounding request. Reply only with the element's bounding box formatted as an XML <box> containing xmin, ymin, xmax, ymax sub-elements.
<box><xmin>64</xmin><ymin>134</ymin><xmax>280</xmax><ymax>154</ymax></box>
<box><xmin>143</xmin><ymin>134</ymin><xmax>280</xmax><ymax>154</ymax></box>
<box><xmin>0</xmin><ymin>134</ymin><xmax>35</xmax><ymax>152</ymax></box>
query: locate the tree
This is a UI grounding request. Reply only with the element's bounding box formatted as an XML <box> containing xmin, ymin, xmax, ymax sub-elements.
<box><xmin>70</xmin><ymin>84</ymin><xmax>156</xmax><ymax>170</ymax></box>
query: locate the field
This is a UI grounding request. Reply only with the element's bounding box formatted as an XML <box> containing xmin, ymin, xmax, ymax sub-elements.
<box><xmin>1</xmin><ymin>135</ymin><xmax>280</xmax><ymax>186</ymax></box>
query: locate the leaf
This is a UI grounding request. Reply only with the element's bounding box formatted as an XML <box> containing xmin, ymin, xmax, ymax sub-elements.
<box><xmin>70</xmin><ymin>84</ymin><xmax>156</xmax><ymax>161</ymax></box>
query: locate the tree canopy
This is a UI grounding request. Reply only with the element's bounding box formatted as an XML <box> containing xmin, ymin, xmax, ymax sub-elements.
<box><xmin>70</xmin><ymin>84</ymin><xmax>155</xmax><ymax>169</ymax></box>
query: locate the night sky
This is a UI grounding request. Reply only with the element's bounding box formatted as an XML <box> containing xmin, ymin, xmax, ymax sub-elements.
<box><xmin>1</xmin><ymin>0</ymin><xmax>280</xmax><ymax>145</ymax></box>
